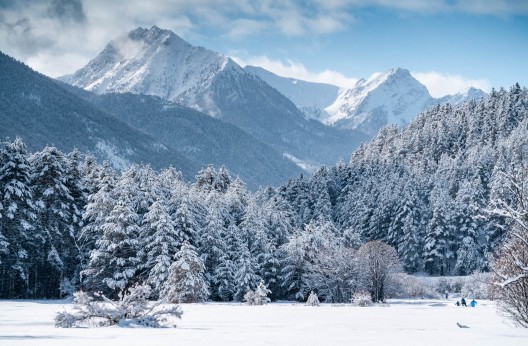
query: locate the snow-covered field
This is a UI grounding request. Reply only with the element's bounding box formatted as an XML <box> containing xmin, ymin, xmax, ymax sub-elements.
<box><xmin>1</xmin><ymin>299</ymin><xmax>527</xmax><ymax>346</ymax></box>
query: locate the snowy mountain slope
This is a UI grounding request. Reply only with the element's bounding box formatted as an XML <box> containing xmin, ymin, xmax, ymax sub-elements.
<box><xmin>244</xmin><ymin>65</ymin><xmax>339</xmax><ymax>121</ymax></box>
<box><xmin>0</xmin><ymin>51</ymin><xmax>201</xmax><ymax>177</ymax></box>
<box><xmin>246</xmin><ymin>66</ymin><xmax>488</xmax><ymax>137</ymax></box>
<box><xmin>436</xmin><ymin>87</ymin><xmax>489</xmax><ymax>105</ymax></box>
<box><xmin>325</xmin><ymin>68</ymin><xmax>433</xmax><ymax>135</ymax></box>
<box><xmin>62</xmin><ymin>86</ymin><xmax>303</xmax><ymax>188</ymax></box>
<box><xmin>61</xmin><ymin>26</ymin><xmax>367</xmax><ymax>167</ymax></box>
<box><xmin>62</xmin><ymin>26</ymin><xmax>228</xmax><ymax>116</ymax></box>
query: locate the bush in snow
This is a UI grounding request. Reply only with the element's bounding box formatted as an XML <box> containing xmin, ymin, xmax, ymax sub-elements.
<box><xmin>434</xmin><ymin>276</ymin><xmax>465</xmax><ymax>295</ymax></box>
<box><xmin>461</xmin><ymin>272</ymin><xmax>492</xmax><ymax>299</ymax></box>
<box><xmin>306</xmin><ymin>291</ymin><xmax>320</xmax><ymax>306</ymax></box>
<box><xmin>55</xmin><ymin>284</ymin><xmax>182</xmax><ymax>328</ymax></box>
<box><xmin>388</xmin><ymin>273</ymin><xmax>438</xmax><ymax>299</ymax></box>
<box><xmin>352</xmin><ymin>291</ymin><xmax>373</xmax><ymax>307</ymax></box>
<box><xmin>243</xmin><ymin>290</ymin><xmax>256</xmax><ymax>305</ymax></box>
<box><xmin>244</xmin><ymin>281</ymin><xmax>271</xmax><ymax>305</ymax></box>
<box><xmin>254</xmin><ymin>281</ymin><xmax>271</xmax><ymax>305</ymax></box>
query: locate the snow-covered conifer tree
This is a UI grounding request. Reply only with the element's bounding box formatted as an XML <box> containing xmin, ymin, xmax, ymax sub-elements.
<box><xmin>234</xmin><ymin>239</ymin><xmax>260</xmax><ymax>301</ymax></box>
<box><xmin>280</xmin><ymin>231</ymin><xmax>308</xmax><ymax>301</ymax></box>
<box><xmin>214</xmin><ymin>224</ymin><xmax>237</xmax><ymax>301</ymax></box>
<box><xmin>30</xmin><ymin>146</ymin><xmax>77</xmax><ymax>297</ymax></box>
<box><xmin>160</xmin><ymin>241</ymin><xmax>209</xmax><ymax>303</ymax></box>
<box><xmin>141</xmin><ymin>199</ymin><xmax>180</xmax><ymax>295</ymax></box>
<box><xmin>306</xmin><ymin>291</ymin><xmax>320</xmax><ymax>306</ymax></box>
<box><xmin>0</xmin><ymin>137</ymin><xmax>36</xmax><ymax>298</ymax></box>
<box><xmin>424</xmin><ymin>179</ymin><xmax>455</xmax><ymax>276</ymax></box>
<box><xmin>78</xmin><ymin>161</ymin><xmax>116</xmax><ymax>281</ymax></box>
<box><xmin>253</xmin><ymin>281</ymin><xmax>271</xmax><ymax>305</ymax></box>
<box><xmin>200</xmin><ymin>196</ymin><xmax>227</xmax><ymax>297</ymax></box>
<box><xmin>84</xmin><ymin>198</ymin><xmax>141</xmax><ymax>294</ymax></box>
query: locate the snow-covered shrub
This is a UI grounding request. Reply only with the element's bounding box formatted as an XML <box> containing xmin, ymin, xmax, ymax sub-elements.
<box><xmin>388</xmin><ymin>274</ymin><xmax>438</xmax><ymax>299</ymax></box>
<box><xmin>435</xmin><ymin>277</ymin><xmax>450</xmax><ymax>294</ymax></box>
<box><xmin>254</xmin><ymin>281</ymin><xmax>271</xmax><ymax>305</ymax></box>
<box><xmin>55</xmin><ymin>284</ymin><xmax>182</xmax><ymax>328</ymax></box>
<box><xmin>243</xmin><ymin>290</ymin><xmax>256</xmax><ymax>305</ymax></box>
<box><xmin>434</xmin><ymin>276</ymin><xmax>464</xmax><ymax>295</ymax></box>
<box><xmin>244</xmin><ymin>282</ymin><xmax>271</xmax><ymax>305</ymax></box>
<box><xmin>306</xmin><ymin>291</ymin><xmax>320</xmax><ymax>306</ymax></box>
<box><xmin>352</xmin><ymin>291</ymin><xmax>373</xmax><ymax>307</ymax></box>
<box><xmin>461</xmin><ymin>272</ymin><xmax>491</xmax><ymax>299</ymax></box>
<box><xmin>449</xmin><ymin>277</ymin><xmax>465</xmax><ymax>293</ymax></box>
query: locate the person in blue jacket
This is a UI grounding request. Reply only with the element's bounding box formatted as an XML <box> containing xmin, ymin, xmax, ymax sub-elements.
<box><xmin>470</xmin><ymin>299</ymin><xmax>477</xmax><ymax>307</ymax></box>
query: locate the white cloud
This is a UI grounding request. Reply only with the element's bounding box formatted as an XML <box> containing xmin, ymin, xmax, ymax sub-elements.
<box><xmin>315</xmin><ymin>0</ymin><xmax>528</xmax><ymax>15</ymax></box>
<box><xmin>412</xmin><ymin>71</ymin><xmax>491</xmax><ymax>97</ymax></box>
<box><xmin>225</xmin><ymin>19</ymin><xmax>268</xmax><ymax>39</ymax></box>
<box><xmin>231</xmin><ymin>55</ymin><xmax>358</xmax><ymax>88</ymax></box>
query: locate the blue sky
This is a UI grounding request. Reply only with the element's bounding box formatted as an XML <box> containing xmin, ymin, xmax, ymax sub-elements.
<box><xmin>1</xmin><ymin>0</ymin><xmax>527</xmax><ymax>96</ymax></box>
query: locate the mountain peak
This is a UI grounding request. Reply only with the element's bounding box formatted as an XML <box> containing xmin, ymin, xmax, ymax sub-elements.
<box><xmin>62</xmin><ymin>26</ymin><xmax>230</xmax><ymax>102</ymax></box>
<box><xmin>387</xmin><ymin>67</ymin><xmax>411</xmax><ymax>78</ymax></box>
<box><xmin>126</xmin><ymin>25</ymin><xmax>189</xmax><ymax>49</ymax></box>
<box><xmin>325</xmin><ymin>67</ymin><xmax>432</xmax><ymax>133</ymax></box>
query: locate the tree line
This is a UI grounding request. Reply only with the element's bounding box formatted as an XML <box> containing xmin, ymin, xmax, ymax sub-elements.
<box><xmin>1</xmin><ymin>84</ymin><xmax>527</xmax><ymax>303</ymax></box>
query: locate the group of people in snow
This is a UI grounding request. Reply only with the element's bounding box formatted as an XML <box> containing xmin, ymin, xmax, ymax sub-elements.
<box><xmin>455</xmin><ymin>297</ymin><xmax>477</xmax><ymax>307</ymax></box>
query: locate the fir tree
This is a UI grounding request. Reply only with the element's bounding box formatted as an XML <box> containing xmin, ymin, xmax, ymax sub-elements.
<box><xmin>84</xmin><ymin>198</ymin><xmax>141</xmax><ymax>294</ymax></box>
<box><xmin>160</xmin><ymin>241</ymin><xmax>209</xmax><ymax>303</ymax></box>
<box><xmin>141</xmin><ymin>199</ymin><xmax>180</xmax><ymax>295</ymax></box>
<box><xmin>0</xmin><ymin>138</ymin><xmax>36</xmax><ymax>297</ymax></box>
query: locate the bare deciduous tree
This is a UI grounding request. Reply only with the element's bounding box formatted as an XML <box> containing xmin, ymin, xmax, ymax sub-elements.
<box><xmin>357</xmin><ymin>241</ymin><xmax>402</xmax><ymax>303</ymax></box>
<box><xmin>489</xmin><ymin>165</ymin><xmax>528</xmax><ymax>327</ymax></box>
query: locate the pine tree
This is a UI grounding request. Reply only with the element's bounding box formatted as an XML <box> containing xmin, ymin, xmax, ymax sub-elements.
<box><xmin>172</xmin><ymin>191</ymin><xmax>201</xmax><ymax>246</ymax></box>
<box><xmin>279</xmin><ymin>231</ymin><xmax>308</xmax><ymax>300</ymax></box>
<box><xmin>213</xmin><ymin>224</ymin><xmax>237</xmax><ymax>301</ymax></box>
<box><xmin>84</xmin><ymin>198</ymin><xmax>141</xmax><ymax>295</ymax></box>
<box><xmin>200</xmin><ymin>196</ymin><xmax>227</xmax><ymax>298</ymax></box>
<box><xmin>78</xmin><ymin>161</ymin><xmax>116</xmax><ymax>278</ymax></box>
<box><xmin>30</xmin><ymin>146</ymin><xmax>77</xmax><ymax>297</ymax></box>
<box><xmin>160</xmin><ymin>241</ymin><xmax>209</xmax><ymax>303</ymax></box>
<box><xmin>424</xmin><ymin>179</ymin><xmax>455</xmax><ymax>275</ymax></box>
<box><xmin>141</xmin><ymin>199</ymin><xmax>180</xmax><ymax>295</ymax></box>
<box><xmin>234</xmin><ymin>239</ymin><xmax>260</xmax><ymax>301</ymax></box>
<box><xmin>0</xmin><ymin>138</ymin><xmax>36</xmax><ymax>298</ymax></box>
<box><xmin>253</xmin><ymin>281</ymin><xmax>271</xmax><ymax>305</ymax></box>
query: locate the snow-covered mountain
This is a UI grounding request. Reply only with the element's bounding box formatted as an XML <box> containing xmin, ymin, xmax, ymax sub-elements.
<box><xmin>1</xmin><ymin>50</ymin><xmax>303</xmax><ymax>187</ymax></box>
<box><xmin>437</xmin><ymin>87</ymin><xmax>488</xmax><ymax>105</ymax></box>
<box><xmin>61</xmin><ymin>26</ymin><xmax>366</xmax><ymax>167</ymax></box>
<box><xmin>0</xmin><ymin>51</ymin><xmax>200</xmax><ymax>177</ymax></box>
<box><xmin>63</xmin><ymin>26</ymin><xmax>230</xmax><ymax>116</ymax></box>
<box><xmin>245</xmin><ymin>66</ymin><xmax>488</xmax><ymax>137</ymax></box>
<box><xmin>325</xmin><ymin>68</ymin><xmax>433</xmax><ymax>135</ymax></box>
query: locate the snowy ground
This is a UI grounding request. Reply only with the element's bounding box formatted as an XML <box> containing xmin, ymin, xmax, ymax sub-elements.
<box><xmin>1</xmin><ymin>299</ymin><xmax>527</xmax><ymax>346</ymax></box>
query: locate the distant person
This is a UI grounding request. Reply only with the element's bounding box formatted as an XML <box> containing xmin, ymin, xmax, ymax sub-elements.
<box><xmin>470</xmin><ymin>299</ymin><xmax>477</xmax><ymax>307</ymax></box>
<box><xmin>445</xmin><ymin>290</ymin><xmax>449</xmax><ymax>299</ymax></box>
<box><xmin>461</xmin><ymin>297</ymin><xmax>467</xmax><ymax>307</ymax></box>
<box><xmin>455</xmin><ymin>301</ymin><xmax>460</xmax><ymax>306</ymax></box>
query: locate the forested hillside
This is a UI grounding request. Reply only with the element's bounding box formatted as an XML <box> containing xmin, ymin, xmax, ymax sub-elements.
<box><xmin>0</xmin><ymin>52</ymin><xmax>199</xmax><ymax>177</ymax></box>
<box><xmin>278</xmin><ymin>84</ymin><xmax>527</xmax><ymax>275</ymax></box>
<box><xmin>1</xmin><ymin>85</ymin><xmax>525</xmax><ymax>301</ymax></box>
